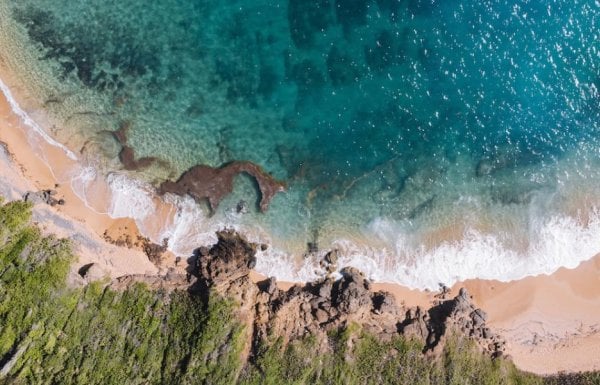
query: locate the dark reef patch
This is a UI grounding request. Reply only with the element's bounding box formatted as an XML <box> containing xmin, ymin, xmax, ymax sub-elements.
<box><xmin>365</xmin><ymin>29</ymin><xmax>406</xmax><ymax>71</ymax></box>
<box><xmin>375</xmin><ymin>0</ymin><xmax>402</xmax><ymax>21</ymax></box>
<box><xmin>326</xmin><ymin>46</ymin><xmax>362</xmax><ymax>86</ymax></box>
<box><xmin>335</xmin><ymin>0</ymin><xmax>369</xmax><ymax>32</ymax></box>
<box><xmin>290</xmin><ymin>59</ymin><xmax>326</xmax><ymax>93</ymax></box>
<box><xmin>12</xmin><ymin>5</ymin><xmax>162</xmax><ymax>92</ymax></box>
<box><xmin>287</xmin><ymin>0</ymin><xmax>332</xmax><ymax>48</ymax></box>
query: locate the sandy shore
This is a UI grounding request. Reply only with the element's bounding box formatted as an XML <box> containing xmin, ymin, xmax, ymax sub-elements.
<box><xmin>1</xmin><ymin>75</ymin><xmax>599</xmax><ymax>375</ymax></box>
<box><xmin>0</xmin><ymin>81</ymin><xmax>160</xmax><ymax>280</ymax></box>
<box><xmin>460</xmin><ymin>255</ymin><xmax>600</xmax><ymax>374</ymax></box>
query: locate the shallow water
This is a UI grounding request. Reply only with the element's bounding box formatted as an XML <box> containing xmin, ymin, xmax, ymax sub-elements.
<box><xmin>1</xmin><ymin>0</ymin><xmax>599</xmax><ymax>288</ymax></box>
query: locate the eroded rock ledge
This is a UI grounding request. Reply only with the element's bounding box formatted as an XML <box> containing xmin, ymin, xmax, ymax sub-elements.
<box><xmin>182</xmin><ymin>230</ymin><xmax>508</xmax><ymax>360</ymax></box>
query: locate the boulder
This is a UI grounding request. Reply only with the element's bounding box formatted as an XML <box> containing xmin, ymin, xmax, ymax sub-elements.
<box><xmin>471</xmin><ymin>309</ymin><xmax>487</xmax><ymax>327</ymax></box>
<box><xmin>317</xmin><ymin>278</ymin><xmax>333</xmax><ymax>299</ymax></box>
<box><xmin>314</xmin><ymin>309</ymin><xmax>329</xmax><ymax>324</ymax></box>
<box><xmin>372</xmin><ymin>291</ymin><xmax>398</xmax><ymax>314</ymax></box>
<box><xmin>196</xmin><ymin>231</ymin><xmax>257</xmax><ymax>289</ymax></box>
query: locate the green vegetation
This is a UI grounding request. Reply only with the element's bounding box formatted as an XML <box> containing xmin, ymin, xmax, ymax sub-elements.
<box><xmin>241</xmin><ymin>328</ymin><xmax>543</xmax><ymax>385</ymax></box>
<box><xmin>0</xmin><ymin>197</ymin><xmax>597</xmax><ymax>384</ymax></box>
<box><xmin>544</xmin><ymin>372</ymin><xmax>600</xmax><ymax>385</ymax></box>
<box><xmin>0</xmin><ymin>198</ymin><xmax>244</xmax><ymax>385</ymax></box>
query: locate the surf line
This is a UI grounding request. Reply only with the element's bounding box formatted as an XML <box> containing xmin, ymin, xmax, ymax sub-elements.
<box><xmin>0</xmin><ymin>76</ymin><xmax>78</xmax><ymax>160</ymax></box>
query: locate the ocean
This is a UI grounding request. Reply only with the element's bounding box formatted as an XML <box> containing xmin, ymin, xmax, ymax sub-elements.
<box><xmin>0</xmin><ymin>0</ymin><xmax>598</xmax><ymax>289</ymax></box>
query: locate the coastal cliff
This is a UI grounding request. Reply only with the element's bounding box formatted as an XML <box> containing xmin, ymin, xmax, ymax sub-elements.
<box><xmin>187</xmin><ymin>231</ymin><xmax>507</xmax><ymax>361</ymax></box>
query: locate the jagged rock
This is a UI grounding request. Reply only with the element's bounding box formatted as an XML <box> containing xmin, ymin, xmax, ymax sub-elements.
<box><xmin>324</xmin><ymin>249</ymin><xmax>339</xmax><ymax>265</ymax></box>
<box><xmin>452</xmin><ymin>290</ymin><xmax>472</xmax><ymax>314</ymax></box>
<box><xmin>314</xmin><ymin>308</ymin><xmax>329</xmax><ymax>324</ymax></box>
<box><xmin>184</xmin><ymin>230</ymin><xmax>506</xmax><ymax>361</ymax></box>
<box><xmin>141</xmin><ymin>237</ymin><xmax>168</xmax><ymax>265</ymax></box>
<box><xmin>287</xmin><ymin>284</ymin><xmax>303</xmax><ymax>298</ymax></box>
<box><xmin>482</xmin><ymin>327</ymin><xmax>493</xmax><ymax>339</ymax></box>
<box><xmin>236</xmin><ymin>200</ymin><xmax>248</xmax><ymax>214</ymax></box>
<box><xmin>23</xmin><ymin>189</ymin><xmax>64</xmax><ymax>206</ymax></box>
<box><xmin>402</xmin><ymin>315</ymin><xmax>429</xmax><ymax>341</ymax></box>
<box><xmin>473</xmin><ymin>308</ymin><xmax>488</xmax><ymax>321</ymax></box>
<box><xmin>372</xmin><ymin>291</ymin><xmax>398</xmax><ymax>314</ymax></box>
<box><xmin>196</xmin><ymin>230</ymin><xmax>257</xmax><ymax>287</ymax></box>
<box><xmin>333</xmin><ymin>268</ymin><xmax>372</xmax><ymax>314</ymax></box>
<box><xmin>309</xmin><ymin>297</ymin><xmax>324</xmax><ymax>310</ymax></box>
<box><xmin>471</xmin><ymin>308</ymin><xmax>487</xmax><ymax>327</ymax></box>
<box><xmin>319</xmin><ymin>250</ymin><xmax>340</xmax><ymax>273</ymax></box>
<box><xmin>300</xmin><ymin>302</ymin><xmax>311</xmax><ymax>313</ymax></box>
<box><xmin>317</xmin><ymin>278</ymin><xmax>333</xmax><ymax>299</ymax></box>
<box><xmin>259</xmin><ymin>277</ymin><xmax>278</xmax><ymax>296</ymax></box>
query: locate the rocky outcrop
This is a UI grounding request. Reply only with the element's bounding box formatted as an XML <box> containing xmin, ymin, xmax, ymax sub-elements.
<box><xmin>23</xmin><ymin>189</ymin><xmax>65</xmax><ymax>206</ymax></box>
<box><xmin>158</xmin><ymin>162</ymin><xmax>286</xmax><ymax>214</ymax></box>
<box><xmin>412</xmin><ymin>287</ymin><xmax>507</xmax><ymax>357</ymax></box>
<box><xmin>112</xmin><ymin>121</ymin><xmax>286</xmax><ymax>214</ymax></box>
<box><xmin>186</xmin><ymin>230</ymin><xmax>506</xmax><ymax>359</ymax></box>
<box><xmin>110</xmin><ymin>269</ymin><xmax>190</xmax><ymax>291</ymax></box>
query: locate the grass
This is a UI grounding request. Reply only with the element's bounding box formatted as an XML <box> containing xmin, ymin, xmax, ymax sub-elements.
<box><xmin>0</xmin><ymin>198</ymin><xmax>244</xmax><ymax>385</ymax></box>
<box><xmin>239</xmin><ymin>326</ymin><xmax>543</xmax><ymax>385</ymax></box>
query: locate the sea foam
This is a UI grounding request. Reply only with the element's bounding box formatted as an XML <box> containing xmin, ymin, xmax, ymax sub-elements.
<box><xmin>158</xmin><ymin>194</ymin><xmax>218</xmax><ymax>255</ymax></box>
<box><xmin>106</xmin><ymin>173</ymin><xmax>156</xmax><ymax>222</ymax></box>
<box><xmin>325</xmin><ymin>210</ymin><xmax>600</xmax><ymax>290</ymax></box>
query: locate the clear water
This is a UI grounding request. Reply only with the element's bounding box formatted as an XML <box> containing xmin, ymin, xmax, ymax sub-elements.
<box><xmin>1</xmin><ymin>0</ymin><xmax>599</xmax><ymax>288</ymax></box>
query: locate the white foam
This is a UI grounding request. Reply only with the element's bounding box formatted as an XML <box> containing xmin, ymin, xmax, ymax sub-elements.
<box><xmin>61</xmin><ymin>162</ymin><xmax>600</xmax><ymax>290</ymax></box>
<box><xmin>254</xmin><ymin>247</ymin><xmax>322</xmax><ymax>282</ymax></box>
<box><xmin>70</xmin><ymin>166</ymin><xmax>99</xmax><ymax>204</ymax></box>
<box><xmin>323</xmin><ymin>209</ymin><xmax>600</xmax><ymax>290</ymax></box>
<box><xmin>157</xmin><ymin>194</ymin><xmax>211</xmax><ymax>255</ymax></box>
<box><xmin>106</xmin><ymin>173</ymin><xmax>155</xmax><ymax>222</ymax></box>
<box><xmin>0</xmin><ymin>77</ymin><xmax>78</xmax><ymax>160</ymax></box>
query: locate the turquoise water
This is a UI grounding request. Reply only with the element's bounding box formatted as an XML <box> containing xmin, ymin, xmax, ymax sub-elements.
<box><xmin>2</xmin><ymin>0</ymin><xmax>600</xmax><ymax>288</ymax></box>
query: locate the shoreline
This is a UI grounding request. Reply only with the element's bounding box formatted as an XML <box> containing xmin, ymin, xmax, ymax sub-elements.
<box><xmin>1</xmin><ymin>76</ymin><xmax>600</xmax><ymax>375</ymax></box>
<box><xmin>0</xmin><ymin>78</ymin><xmax>162</xmax><ymax>280</ymax></box>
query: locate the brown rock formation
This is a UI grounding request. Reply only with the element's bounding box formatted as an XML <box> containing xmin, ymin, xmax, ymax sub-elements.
<box><xmin>111</xmin><ymin>121</ymin><xmax>285</xmax><ymax>213</ymax></box>
<box><xmin>110</xmin><ymin>268</ymin><xmax>190</xmax><ymax>292</ymax></box>
<box><xmin>186</xmin><ymin>230</ymin><xmax>507</xmax><ymax>359</ymax></box>
<box><xmin>159</xmin><ymin>162</ymin><xmax>286</xmax><ymax>213</ymax></box>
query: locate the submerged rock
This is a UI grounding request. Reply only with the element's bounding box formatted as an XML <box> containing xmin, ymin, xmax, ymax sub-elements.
<box><xmin>159</xmin><ymin>161</ymin><xmax>286</xmax><ymax>214</ymax></box>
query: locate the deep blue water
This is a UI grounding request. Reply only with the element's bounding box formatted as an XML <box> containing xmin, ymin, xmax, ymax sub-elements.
<box><xmin>3</xmin><ymin>0</ymin><xmax>600</xmax><ymax>287</ymax></box>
